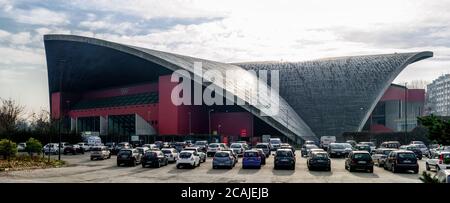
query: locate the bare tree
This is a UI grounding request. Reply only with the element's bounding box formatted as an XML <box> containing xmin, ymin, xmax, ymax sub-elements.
<box><xmin>30</xmin><ymin>109</ymin><xmax>51</xmax><ymax>135</ymax></box>
<box><xmin>0</xmin><ymin>98</ymin><xmax>25</xmax><ymax>135</ymax></box>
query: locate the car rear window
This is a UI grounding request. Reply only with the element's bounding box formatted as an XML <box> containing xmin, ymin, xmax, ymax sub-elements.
<box><xmin>356</xmin><ymin>146</ymin><xmax>370</xmax><ymax>150</ymax></box>
<box><xmin>305</xmin><ymin>144</ymin><xmax>318</xmax><ymax>149</ymax></box>
<box><xmin>91</xmin><ymin>147</ymin><xmax>102</xmax><ymax>151</ymax></box>
<box><xmin>215</xmin><ymin>152</ymin><xmax>229</xmax><ymax>157</ymax></box>
<box><xmin>209</xmin><ymin>144</ymin><xmax>219</xmax><ymax>148</ymax></box>
<box><xmin>398</xmin><ymin>153</ymin><xmax>416</xmax><ymax>159</ymax></box>
<box><xmin>118</xmin><ymin>150</ymin><xmax>131</xmax><ymax>156</ymax></box>
<box><xmin>313</xmin><ymin>153</ymin><xmax>328</xmax><ymax>159</ymax></box>
<box><xmin>276</xmin><ymin>150</ymin><xmax>293</xmax><ymax>157</ymax></box>
<box><xmin>179</xmin><ymin>152</ymin><xmax>192</xmax><ymax>158</ymax></box>
<box><xmin>256</xmin><ymin>144</ymin><xmax>268</xmax><ymax>149</ymax></box>
<box><xmin>145</xmin><ymin>152</ymin><xmax>158</xmax><ymax>157</ymax></box>
<box><xmin>162</xmin><ymin>150</ymin><xmax>172</xmax><ymax>154</ymax></box>
<box><xmin>230</xmin><ymin>144</ymin><xmax>242</xmax><ymax>148</ymax></box>
<box><xmin>330</xmin><ymin>144</ymin><xmax>344</xmax><ymax>149</ymax></box>
<box><xmin>353</xmin><ymin>153</ymin><xmax>371</xmax><ymax>160</ymax></box>
<box><xmin>244</xmin><ymin>152</ymin><xmax>258</xmax><ymax>157</ymax></box>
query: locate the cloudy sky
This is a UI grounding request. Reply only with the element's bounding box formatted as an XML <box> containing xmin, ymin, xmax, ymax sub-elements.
<box><xmin>1</xmin><ymin>0</ymin><xmax>450</xmax><ymax>114</ymax></box>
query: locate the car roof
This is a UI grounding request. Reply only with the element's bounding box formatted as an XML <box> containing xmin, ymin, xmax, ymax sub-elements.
<box><xmin>392</xmin><ymin>150</ymin><xmax>415</xmax><ymax>153</ymax></box>
<box><xmin>161</xmin><ymin>148</ymin><xmax>175</xmax><ymax>150</ymax></box>
<box><xmin>244</xmin><ymin>149</ymin><xmax>258</xmax><ymax>152</ymax></box>
<box><xmin>352</xmin><ymin>150</ymin><xmax>370</xmax><ymax>154</ymax></box>
<box><xmin>179</xmin><ymin>150</ymin><xmax>194</xmax><ymax>153</ymax></box>
<box><xmin>276</xmin><ymin>148</ymin><xmax>292</xmax><ymax>152</ymax></box>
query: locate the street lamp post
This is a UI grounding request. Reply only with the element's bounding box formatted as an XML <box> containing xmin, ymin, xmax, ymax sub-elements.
<box><xmin>404</xmin><ymin>82</ymin><xmax>408</xmax><ymax>144</ymax></box>
<box><xmin>58</xmin><ymin>60</ymin><xmax>66</xmax><ymax>161</ymax></box>
<box><xmin>208</xmin><ymin>109</ymin><xmax>214</xmax><ymax>142</ymax></box>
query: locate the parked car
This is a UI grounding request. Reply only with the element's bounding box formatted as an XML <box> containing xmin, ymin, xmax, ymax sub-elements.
<box><xmin>384</xmin><ymin>150</ymin><xmax>419</xmax><ymax>174</ymax></box>
<box><xmin>354</xmin><ymin>144</ymin><xmax>371</xmax><ymax>153</ymax></box>
<box><xmin>230</xmin><ymin>143</ymin><xmax>245</xmax><ymax>156</ymax></box>
<box><xmin>17</xmin><ymin>142</ymin><xmax>26</xmax><ymax>152</ymax></box>
<box><xmin>222</xmin><ymin>149</ymin><xmax>238</xmax><ymax>164</ymax></box>
<box><xmin>345</xmin><ymin>151</ymin><xmax>374</xmax><ymax>173</ymax></box>
<box><xmin>255</xmin><ymin>148</ymin><xmax>266</xmax><ymax>165</ymax></box>
<box><xmin>78</xmin><ymin>142</ymin><xmax>91</xmax><ymax>152</ymax></box>
<box><xmin>274</xmin><ymin>149</ymin><xmax>296</xmax><ymax>170</ymax></box>
<box><xmin>269</xmin><ymin>138</ymin><xmax>282</xmax><ymax>151</ymax></box>
<box><xmin>135</xmin><ymin>147</ymin><xmax>150</xmax><ymax>155</ymax></box>
<box><xmin>194</xmin><ymin>140</ymin><xmax>208</xmax><ymax>152</ymax></box>
<box><xmin>359</xmin><ymin>142</ymin><xmax>376</xmax><ymax>152</ymax></box>
<box><xmin>301</xmin><ymin>144</ymin><xmax>319</xmax><ymax>157</ymax></box>
<box><xmin>42</xmin><ymin>143</ymin><xmax>59</xmax><ymax>155</ymax></box>
<box><xmin>185</xmin><ymin>140</ymin><xmax>194</xmax><ymax>147</ymax></box>
<box><xmin>346</xmin><ymin>140</ymin><xmax>357</xmax><ymax>147</ymax></box>
<box><xmin>328</xmin><ymin>143</ymin><xmax>348</xmax><ymax>158</ymax></box>
<box><xmin>308</xmin><ymin>148</ymin><xmax>325</xmax><ymax>157</ymax></box>
<box><xmin>426</xmin><ymin>152</ymin><xmax>450</xmax><ymax>171</ymax></box>
<box><xmin>212</xmin><ymin>151</ymin><xmax>236</xmax><ymax>169</ymax></box>
<box><xmin>410</xmin><ymin>141</ymin><xmax>425</xmax><ymax>145</ymax></box>
<box><xmin>117</xmin><ymin>149</ymin><xmax>142</xmax><ymax>167</ymax></box>
<box><xmin>142</xmin><ymin>144</ymin><xmax>158</xmax><ymax>150</ymax></box>
<box><xmin>184</xmin><ymin>147</ymin><xmax>206</xmax><ymax>162</ymax></box>
<box><xmin>174</xmin><ymin>142</ymin><xmax>187</xmax><ymax>152</ymax></box>
<box><xmin>141</xmin><ymin>150</ymin><xmax>168</xmax><ymax>168</ymax></box>
<box><xmin>255</xmin><ymin>143</ymin><xmax>271</xmax><ymax>157</ymax></box>
<box><xmin>161</xmin><ymin>148</ymin><xmax>178</xmax><ymax>163</ymax></box>
<box><xmin>280</xmin><ymin>143</ymin><xmax>295</xmax><ymax>153</ymax></box>
<box><xmin>304</xmin><ymin>140</ymin><xmax>316</xmax><ymax>145</ymax></box>
<box><xmin>307</xmin><ymin>151</ymin><xmax>331</xmax><ymax>171</ymax></box>
<box><xmin>176</xmin><ymin>150</ymin><xmax>200</xmax><ymax>169</ymax></box>
<box><xmin>242</xmin><ymin>150</ymin><xmax>262</xmax><ymax>169</ymax></box>
<box><xmin>162</xmin><ymin>142</ymin><xmax>170</xmax><ymax>148</ymax></box>
<box><xmin>430</xmin><ymin>145</ymin><xmax>450</xmax><ymax>158</ymax></box>
<box><xmin>437</xmin><ymin>169</ymin><xmax>450</xmax><ymax>183</ymax></box>
<box><xmin>63</xmin><ymin>144</ymin><xmax>84</xmax><ymax>155</ymax></box>
<box><xmin>90</xmin><ymin>146</ymin><xmax>111</xmax><ymax>160</ymax></box>
<box><xmin>114</xmin><ymin>142</ymin><xmax>131</xmax><ymax>155</ymax></box>
<box><xmin>410</xmin><ymin>144</ymin><xmax>430</xmax><ymax>158</ymax></box>
<box><xmin>372</xmin><ymin>148</ymin><xmax>395</xmax><ymax>167</ymax></box>
<box><xmin>207</xmin><ymin>143</ymin><xmax>224</xmax><ymax>157</ymax></box>
<box><xmin>380</xmin><ymin>141</ymin><xmax>401</xmax><ymax>149</ymax></box>
<box><xmin>59</xmin><ymin>142</ymin><xmax>69</xmax><ymax>151</ymax></box>
<box><xmin>154</xmin><ymin>141</ymin><xmax>164</xmax><ymax>149</ymax></box>
<box><xmin>399</xmin><ymin>145</ymin><xmax>423</xmax><ymax>160</ymax></box>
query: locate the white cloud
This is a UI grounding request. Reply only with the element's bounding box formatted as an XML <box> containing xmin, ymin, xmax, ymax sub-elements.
<box><xmin>1</xmin><ymin>1</ymin><xmax>69</xmax><ymax>26</ymax></box>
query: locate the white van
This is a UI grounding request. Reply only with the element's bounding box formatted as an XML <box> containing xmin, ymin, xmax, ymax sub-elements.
<box><xmin>320</xmin><ymin>136</ymin><xmax>336</xmax><ymax>150</ymax></box>
<box><xmin>269</xmin><ymin>138</ymin><xmax>282</xmax><ymax>151</ymax></box>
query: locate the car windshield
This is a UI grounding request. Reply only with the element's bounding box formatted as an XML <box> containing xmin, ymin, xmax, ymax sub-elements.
<box><xmin>256</xmin><ymin>144</ymin><xmax>268</xmax><ymax>148</ymax></box>
<box><xmin>383</xmin><ymin>150</ymin><xmax>393</xmax><ymax>155</ymax></box>
<box><xmin>330</xmin><ymin>144</ymin><xmax>345</xmax><ymax>149</ymax></box>
<box><xmin>398</xmin><ymin>153</ymin><xmax>416</xmax><ymax>159</ymax></box>
<box><xmin>215</xmin><ymin>152</ymin><xmax>229</xmax><ymax>157</ymax></box>
<box><xmin>145</xmin><ymin>152</ymin><xmax>158</xmax><ymax>157</ymax></box>
<box><xmin>230</xmin><ymin>144</ymin><xmax>242</xmax><ymax>148</ymax></box>
<box><xmin>356</xmin><ymin>145</ymin><xmax>370</xmax><ymax>150</ymax></box>
<box><xmin>195</xmin><ymin>141</ymin><xmax>207</xmax><ymax>145</ymax></box>
<box><xmin>244</xmin><ymin>151</ymin><xmax>258</xmax><ymax>157</ymax></box>
<box><xmin>137</xmin><ymin>148</ymin><xmax>144</xmax><ymax>153</ymax></box>
<box><xmin>91</xmin><ymin>147</ymin><xmax>102</xmax><ymax>151</ymax></box>
<box><xmin>305</xmin><ymin>144</ymin><xmax>318</xmax><ymax>149</ymax></box>
<box><xmin>175</xmin><ymin>142</ymin><xmax>185</xmax><ymax>146</ymax></box>
<box><xmin>384</xmin><ymin>143</ymin><xmax>399</xmax><ymax>148</ymax></box>
<box><xmin>118</xmin><ymin>150</ymin><xmax>131</xmax><ymax>156</ymax></box>
<box><xmin>360</xmin><ymin>142</ymin><xmax>374</xmax><ymax>146</ymax></box>
<box><xmin>313</xmin><ymin>153</ymin><xmax>328</xmax><ymax>159</ymax></box>
<box><xmin>276</xmin><ymin>150</ymin><xmax>293</xmax><ymax>157</ymax></box>
<box><xmin>118</xmin><ymin>143</ymin><xmax>126</xmax><ymax>147</ymax></box>
<box><xmin>417</xmin><ymin>144</ymin><xmax>426</xmax><ymax>148</ymax></box>
<box><xmin>162</xmin><ymin>150</ymin><xmax>172</xmax><ymax>154</ymax></box>
<box><xmin>270</xmin><ymin>140</ymin><xmax>281</xmax><ymax>144</ymax></box>
<box><xmin>353</xmin><ymin>153</ymin><xmax>371</xmax><ymax>160</ymax></box>
<box><xmin>179</xmin><ymin>152</ymin><xmax>192</xmax><ymax>158</ymax></box>
<box><xmin>406</xmin><ymin>146</ymin><xmax>418</xmax><ymax>150</ymax></box>
<box><xmin>209</xmin><ymin>144</ymin><xmax>219</xmax><ymax>148</ymax></box>
<box><xmin>342</xmin><ymin>144</ymin><xmax>352</xmax><ymax>148</ymax></box>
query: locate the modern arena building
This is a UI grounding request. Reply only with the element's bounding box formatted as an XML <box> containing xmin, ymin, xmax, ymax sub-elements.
<box><xmin>44</xmin><ymin>34</ymin><xmax>433</xmax><ymax>145</ymax></box>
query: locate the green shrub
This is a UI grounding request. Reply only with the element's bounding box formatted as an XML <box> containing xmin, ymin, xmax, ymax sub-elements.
<box><xmin>0</xmin><ymin>139</ymin><xmax>17</xmax><ymax>160</ymax></box>
<box><xmin>25</xmin><ymin>137</ymin><xmax>42</xmax><ymax>156</ymax></box>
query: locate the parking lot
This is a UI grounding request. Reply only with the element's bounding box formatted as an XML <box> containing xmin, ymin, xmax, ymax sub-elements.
<box><xmin>0</xmin><ymin>151</ymin><xmax>428</xmax><ymax>183</ymax></box>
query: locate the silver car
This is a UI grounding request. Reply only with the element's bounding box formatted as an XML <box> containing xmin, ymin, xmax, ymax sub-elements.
<box><xmin>90</xmin><ymin>146</ymin><xmax>111</xmax><ymax>160</ymax></box>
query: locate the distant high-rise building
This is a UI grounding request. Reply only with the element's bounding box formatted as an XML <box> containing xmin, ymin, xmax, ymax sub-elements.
<box><xmin>426</xmin><ymin>74</ymin><xmax>450</xmax><ymax>116</ymax></box>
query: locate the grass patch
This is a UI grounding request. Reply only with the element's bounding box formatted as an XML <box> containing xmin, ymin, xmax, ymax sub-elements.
<box><xmin>0</xmin><ymin>155</ymin><xmax>66</xmax><ymax>172</ymax></box>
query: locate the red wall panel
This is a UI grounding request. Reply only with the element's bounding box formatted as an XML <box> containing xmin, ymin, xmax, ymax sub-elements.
<box><xmin>158</xmin><ymin>75</ymin><xmax>179</xmax><ymax>135</ymax></box>
<box><xmin>210</xmin><ymin>112</ymin><xmax>253</xmax><ymax>138</ymax></box>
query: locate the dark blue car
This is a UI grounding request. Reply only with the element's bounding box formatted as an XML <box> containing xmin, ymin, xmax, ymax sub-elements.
<box><xmin>242</xmin><ymin>150</ymin><xmax>262</xmax><ymax>169</ymax></box>
<box><xmin>212</xmin><ymin>151</ymin><xmax>236</xmax><ymax>169</ymax></box>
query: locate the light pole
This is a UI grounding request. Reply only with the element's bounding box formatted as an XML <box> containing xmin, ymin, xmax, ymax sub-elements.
<box><xmin>404</xmin><ymin>82</ymin><xmax>408</xmax><ymax>144</ymax></box>
<box><xmin>188</xmin><ymin>111</ymin><xmax>192</xmax><ymax>135</ymax></box>
<box><xmin>58</xmin><ymin>60</ymin><xmax>66</xmax><ymax>161</ymax></box>
<box><xmin>208</xmin><ymin>109</ymin><xmax>214</xmax><ymax>141</ymax></box>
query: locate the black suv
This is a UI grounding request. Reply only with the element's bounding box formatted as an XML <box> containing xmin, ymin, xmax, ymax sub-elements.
<box><xmin>117</xmin><ymin>149</ymin><xmax>142</xmax><ymax>167</ymax></box>
<box><xmin>307</xmin><ymin>151</ymin><xmax>331</xmax><ymax>171</ymax></box>
<box><xmin>274</xmin><ymin>149</ymin><xmax>296</xmax><ymax>170</ymax></box>
<box><xmin>384</xmin><ymin>150</ymin><xmax>419</xmax><ymax>174</ymax></box>
<box><xmin>141</xmin><ymin>150</ymin><xmax>168</xmax><ymax>168</ymax></box>
<box><xmin>345</xmin><ymin>151</ymin><xmax>374</xmax><ymax>173</ymax></box>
